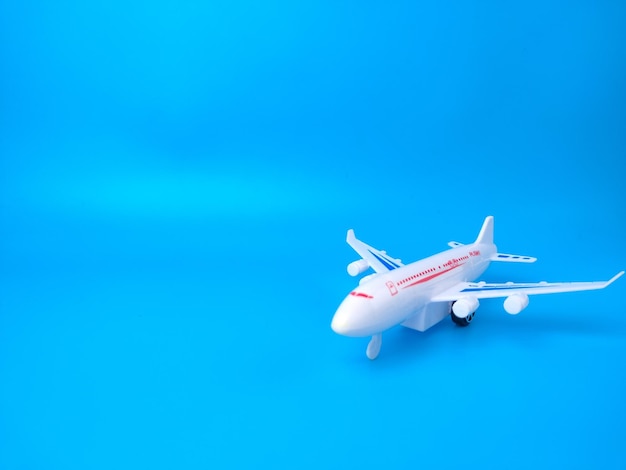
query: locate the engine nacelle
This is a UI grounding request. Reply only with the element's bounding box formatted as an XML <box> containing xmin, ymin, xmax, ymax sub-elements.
<box><xmin>347</xmin><ymin>259</ymin><xmax>369</xmax><ymax>277</ymax></box>
<box><xmin>452</xmin><ymin>296</ymin><xmax>479</xmax><ymax>319</ymax></box>
<box><xmin>503</xmin><ymin>293</ymin><xmax>529</xmax><ymax>315</ymax></box>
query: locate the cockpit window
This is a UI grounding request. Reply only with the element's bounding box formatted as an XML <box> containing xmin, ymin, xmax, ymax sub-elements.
<box><xmin>350</xmin><ymin>291</ymin><xmax>373</xmax><ymax>299</ymax></box>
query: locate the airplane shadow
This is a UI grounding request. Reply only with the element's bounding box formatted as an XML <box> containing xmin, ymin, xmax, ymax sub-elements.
<box><xmin>371</xmin><ymin>309</ymin><xmax>626</xmax><ymax>368</ymax></box>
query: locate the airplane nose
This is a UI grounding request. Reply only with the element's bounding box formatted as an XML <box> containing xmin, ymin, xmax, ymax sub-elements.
<box><xmin>331</xmin><ymin>310</ymin><xmax>351</xmax><ymax>335</ymax></box>
<box><xmin>331</xmin><ymin>299</ymin><xmax>374</xmax><ymax>337</ymax></box>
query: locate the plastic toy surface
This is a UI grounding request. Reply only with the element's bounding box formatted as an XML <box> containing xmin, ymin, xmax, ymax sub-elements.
<box><xmin>332</xmin><ymin>216</ymin><xmax>624</xmax><ymax>360</ymax></box>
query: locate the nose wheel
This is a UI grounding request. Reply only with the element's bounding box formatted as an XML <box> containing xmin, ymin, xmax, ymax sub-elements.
<box><xmin>366</xmin><ymin>334</ymin><xmax>382</xmax><ymax>360</ymax></box>
<box><xmin>451</xmin><ymin>311</ymin><xmax>475</xmax><ymax>327</ymax></box>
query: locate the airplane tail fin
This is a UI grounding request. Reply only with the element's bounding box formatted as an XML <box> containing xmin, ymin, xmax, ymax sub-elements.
<box><xmin>476</xmin><ymin>216</ymin><xmax>537</xmax><ymax>262</ymax></box>
<box><xmin>475</xmin><ymin>216</ymin><xmax>494</xmax><ymax>245</ymax></box>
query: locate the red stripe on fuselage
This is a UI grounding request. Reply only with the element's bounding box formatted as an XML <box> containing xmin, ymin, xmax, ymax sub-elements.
<box><xmin>350</xmin><ymin>291</ymin><xmax>374</xmax><ymax>299</ymax></box>
<box><xmin>401</xmin><ymin>263</ymin><xmax>465</xmax><ymax>289</ymax></box>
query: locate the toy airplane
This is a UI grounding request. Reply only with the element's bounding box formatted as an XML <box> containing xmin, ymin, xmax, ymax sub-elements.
<box><xmin>331</xmin><ymin>216</ymin><xmax>624</xmax><ymax>360</ymax></box>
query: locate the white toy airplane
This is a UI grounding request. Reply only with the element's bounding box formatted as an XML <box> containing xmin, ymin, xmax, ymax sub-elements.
<box><xmin>331</xmin><ymin>216</ymin><xmax>624</xmax><ymax>360</ymax></box>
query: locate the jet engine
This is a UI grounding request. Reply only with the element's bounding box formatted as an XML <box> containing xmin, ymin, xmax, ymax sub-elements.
<box><xmin>452</xmin><ymin>296</ymin><xmax>479</xmax><ymax>318</ymax></box>
<box><xmin>347</xmin><ymin>259</ymin><xmax>369</xmax><ymax>277</ymax></box>
<box><xmin>503</xmin><ymin>293</ymin><xmax>529</xmax><ymax>315</ymax></box>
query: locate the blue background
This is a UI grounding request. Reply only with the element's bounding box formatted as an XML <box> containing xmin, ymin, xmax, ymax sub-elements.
<box><xmin>1</xmin><ymin>1</ymin><xmax>625</xmax><ymax>468</ymax></box>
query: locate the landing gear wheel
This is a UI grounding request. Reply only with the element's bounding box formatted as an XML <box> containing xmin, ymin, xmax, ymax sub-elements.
<box><xmin>451</xmin><ymin>311</ymin><xmax>475</xmax><ymax>327</ymax></box>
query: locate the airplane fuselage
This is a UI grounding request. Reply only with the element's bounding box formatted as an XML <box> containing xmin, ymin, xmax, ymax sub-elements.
<box><xmin>333</xmin><ymin>216</ymin><xmax>623</xmax><ymax>360</ymax></box>
<box><xmin>331</xmin><ymin>241</ymin><xmax>496</xmax><ymax>337</ymax></box>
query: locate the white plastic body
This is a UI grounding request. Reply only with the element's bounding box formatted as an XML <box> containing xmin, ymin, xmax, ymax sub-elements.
<box><xmin>452</xmin><ymin>297</ymin><xmax>480</xmax><ymax>318</ymax></box>
<box><xmin>400</xmin><ymin>301</ymin><xmax>451</xmax><ymax>332</ymax></box>
<box><xmin>503</xmin><ymin>293</ymin><xmax>529</xmax><ymax>314</ymax></box>
<box><xmin>366</xmin><ymin>334</ymin><xmax>382</xmax><ymax>360</ymax></box>
<box><xmin>332</xmin><ymin>236</ymin><xmax>497</xmax><ymax>336</ymax></box>
<box><xmin>347</xmin><ymin>259</ymin><xmax>369</xmax><ymax>277</ymax></box>
<box><xmin>359</xmin><ymin>273</ymin><xmax>378</xmax><ymax>285</ymax></box>
<box><xmin>331</xmin><ymin>216</ymin><xmax>624</xmax><ymax>353</ymax></box>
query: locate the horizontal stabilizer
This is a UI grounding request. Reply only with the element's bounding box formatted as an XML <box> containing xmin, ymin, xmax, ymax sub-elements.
<box><xmin>491</xmin><ymin>252</ymin><xmax>537</xmax><ymax>263</ymax></box>
<box><xmin>448</xmin><ymin>241</ymin><xmax>464</xmax><ymax>248</ymax></box>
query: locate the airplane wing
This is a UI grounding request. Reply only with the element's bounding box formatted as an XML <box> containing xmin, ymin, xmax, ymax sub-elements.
<box><xmin>432</xmin><ymin>271</ymin><xmax>624</xmax><ymax>301</ymax></box>
<box><xmin>346</xmin><ymin>229</ymin><xmax>404</xmax><ymax>273</ymax></box>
